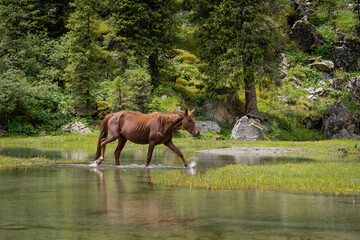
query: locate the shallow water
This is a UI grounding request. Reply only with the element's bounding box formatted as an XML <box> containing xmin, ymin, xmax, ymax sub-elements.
<box><xmin>0</xmin><ymin>145</ymin><xmax>312</xmax><ymax>169</ymax></box>
<box><xmin>0</xmin><ymin>146</ymin><xmax>359</xmax><ymax>239</ymax></box>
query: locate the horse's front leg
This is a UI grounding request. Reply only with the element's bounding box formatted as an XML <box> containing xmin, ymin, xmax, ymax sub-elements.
<box><xmin>164</xmin><ymin>141</ymin><xmax>188</xmax><ymax>167</ymax></box>
<box><xmin>145</xmin><ymin>142</ymin><xmax>156</xmax><ymax>167</ymax></box>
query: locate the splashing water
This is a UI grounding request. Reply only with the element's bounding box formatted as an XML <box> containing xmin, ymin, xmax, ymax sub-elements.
<box><xmin>88</xmin><ymin>162</ymin><xmax>98</xmax><ymax>167</ymax></box>
<box><xmin>187</xmin><ymin>157</ymin><xmax>198</xmax><ymax>168</ymax></box>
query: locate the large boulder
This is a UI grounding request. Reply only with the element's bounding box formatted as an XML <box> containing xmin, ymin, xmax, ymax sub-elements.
<box><xmin>202</xmin><ymin>94</ymin><xmax>244</xmax><ymax>125</ymax></box>
<box><xmin>0</xmin><ymin>128</ymin><xmax>8</xmax><ymax>137</ymax></box>
<box><xmin>323</xmin><ymin>102</ymin><xmax>359</xmax><ymax>139</ymax></box>
<box><xmin>61</xmin><ymin>122</ymin><xmax>92</xmax><ymax>134</ymax></box>
<box><xmin>309</xmin><ymin>61</ymin><xmax>334</xmax><ymax>72</ymax></box>
<box><xmin>231</xmin><ymin>116</ymin><xmax>263</xmax><ymax>141</ymax></box>
<box><xmin>333</xmin><ymin>40</ymin><xmax>360</xmax><ymax>72</ymax></box>
<box><xmin>289</xmin><ymin>20</ymin><xmax>322</xmax><ymax>52</ymax></box>
<box><xmin>196</xmin><ymin>121</ymin><xmax>221</xmax><ymax>134</ymax></box>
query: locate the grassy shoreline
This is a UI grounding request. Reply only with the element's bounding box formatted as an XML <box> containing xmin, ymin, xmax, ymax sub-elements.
<box><xmin>152</xmin><ymin>162</ymin><xmax>360</xmax><ymax>195</ymax></box>
<box><xmin>1</xmin><ymin>135</ymin><xmax>359</xmax><ymax>195</ymax></box>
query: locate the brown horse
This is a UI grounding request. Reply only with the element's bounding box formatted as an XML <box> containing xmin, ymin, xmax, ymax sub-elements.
<box><xmin>94</xmin><ymin>109</ymin><xmax>200</xmax><ymax>167</ymax></box>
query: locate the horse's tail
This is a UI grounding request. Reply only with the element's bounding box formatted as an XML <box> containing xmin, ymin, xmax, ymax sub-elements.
<box><xmin>94</xmin><ymin>113</ymin><xmax>114</xmax><ymax>160</ymax></box>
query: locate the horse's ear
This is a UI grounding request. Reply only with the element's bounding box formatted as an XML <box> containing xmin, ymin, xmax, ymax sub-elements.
<box><xmin>184</xmin><ymin>108</ymin><xmax>189</xmax><ymax>116</ymax></box>
<box><xmin>191</xmin><ymin>109</ymin><xmax>195</xmax><ymax>114</ymax></box>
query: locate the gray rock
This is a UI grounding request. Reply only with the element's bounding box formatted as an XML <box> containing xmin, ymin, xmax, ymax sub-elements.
<box><xmin>231</xmin><ymin>116</ymin><xmax>263</xmax><ymax>141</ymax></box>
<box><xmin>287</xmin><ymin>76</ymin><xmax>302</xmax><ymax>88</ymax></box>
<box><xmin>280</xmin><ymin>53</ymin><xmax>289</xmax><ymax>69</ymax></box>
<box><xmin>196</xmin><ymin>121</ymin><xmax>221</xmax><ymax>134</ymax></box>
<box><xmin>303</xmin><ymin>116</ymin><xmax>322</xmax><ymax>129</ymax></box>
<box><xmin>309</xmin><ymin>60</ymin><xmax>334</xmax><ymax>72</ymax></box>
<box><xmin>202</xmin><ymin>96</ymin><xmax>244</xmax><ymax>125</ymax></box>
<box><xmin>323</xmin><ymin>102</ymin><xmax>358</xmax><ymax>139</ymax></box>
<box><xmin>289</xmin><ymin>20</ymin><xmax>322</xmax><ymax>52</ymax></box>
<box><xmin>318</xmin><ymin>80</ymin><xmax>329</xmax><ymax>87</ymax></box>
<box><xmin>332</xmin><ymin>40</ymin><xmax>360</xmax><ymax>72</ymax></box>
<box><xmin>0</xmin><ymin>129</ymin><xmax>8</xmax><ymax>137</ymax></box>
<box><xmin>61</xmin><ymin>122</ymin><xmax>92</xmax><ymax>134</ymax></box>
<box><xmin>39</xmin><ymin>131</ymin><xmax>47</xmax><ymax>136</ymax></box>
<box><xmin>278</xmin><ymin>96</ymin><xmax>293</xmax><ymax>104</ymax></box>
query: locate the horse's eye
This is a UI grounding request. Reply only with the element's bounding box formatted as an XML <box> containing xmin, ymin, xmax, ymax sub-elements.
<box><xmin>188</xmin><ymin>119</ymin><xmax>192</xmax><ymax>123</ymax></box>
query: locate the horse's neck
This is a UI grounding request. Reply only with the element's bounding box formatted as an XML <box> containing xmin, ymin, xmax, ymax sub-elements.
<box><xmin>163</xmin><ymin>112</ymin><xmax>184</xmax><ymax>134</ymax></box>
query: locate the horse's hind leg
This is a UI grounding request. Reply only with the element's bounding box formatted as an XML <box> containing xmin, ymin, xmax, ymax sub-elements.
<box><xmin>95</xmin><ymin>135</ymin><xmax>118</xmax><ymax>165</ymax></box>
<box><xmin>114</xmin><ymin>135</ymin><xmax>127</xmax><ymax>165</ymax></box>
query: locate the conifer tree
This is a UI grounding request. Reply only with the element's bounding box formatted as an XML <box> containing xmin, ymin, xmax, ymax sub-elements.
<box><xmin>191</xmin><ymin>0</ymin><xmax>285</xmax><ymax>115</ymax></box>
<box><xmin>107</xmin><ymin>0</ymin><xmax>178</xmax><ymax>87</ymax></box>
<box><xmin>64</xmin><ymin>0</ymin><xmax>104</xmax><ymax>115</ymax></box>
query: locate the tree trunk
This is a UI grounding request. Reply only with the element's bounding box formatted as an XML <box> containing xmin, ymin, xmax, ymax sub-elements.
<box><xmin>244</xmin><ymin>76</ymin><xmax>258</xmax><ymax>115</ymax></box>
<box><xmin>149</xmin><ymin>52</ymin><xmax>159</xmax><ymax>88</ymax></box>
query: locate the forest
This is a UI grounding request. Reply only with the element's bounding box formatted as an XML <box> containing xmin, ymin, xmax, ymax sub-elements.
<box><xmin>0</xmin><ymin>0</ymin><xmax>360</xmax><ymax>140</ymax></box>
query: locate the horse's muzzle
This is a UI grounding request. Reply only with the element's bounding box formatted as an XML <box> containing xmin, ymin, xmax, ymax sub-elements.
<box><xmin>192</xmin><ymin>130</ymin><xmax>200</xmax><ymax>137</ymax></box>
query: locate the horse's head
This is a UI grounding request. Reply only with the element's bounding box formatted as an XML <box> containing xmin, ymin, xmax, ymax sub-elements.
<box><xmin>182</xmin><ymin>109</ymin><xmax>200</xmax><ymax>137</ymax></box>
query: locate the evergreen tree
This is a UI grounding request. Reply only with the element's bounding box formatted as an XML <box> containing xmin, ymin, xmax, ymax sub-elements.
<box><xmin>64</xmin><ymin>0</ymin><xmax>104</xmax><ymax>116</ymax></box>
<box><xmin>110</xmin><ymin>63</ymin><xmax>152</xmax><ymax>113</ymax></box>
<box><xmin>107</xmin><ymin>0</ymin><xmax>178</xmax><ymax>87</ymax></box>
<box><xmin>192</xmin><ymin>0</ymin><xmax>285</xmax><ymax>115</ymax></box>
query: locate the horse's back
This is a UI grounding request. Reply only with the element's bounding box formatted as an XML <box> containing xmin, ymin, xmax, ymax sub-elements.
<box><xmin>115</xmin><ymin>110</ymin><xmax>153</xmax><ymax>144</ymax></box>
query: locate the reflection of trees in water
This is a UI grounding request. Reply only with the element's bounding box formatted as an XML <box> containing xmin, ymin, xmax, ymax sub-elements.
<box><xmin>0</xmin><ymin>147</ymin><xmax>92</xmax><ymax>161</ymax></box>
<box><xmin>93</xmin><ymin>168</ymin><xmax>196</xmax><ymax>226</ymax></box>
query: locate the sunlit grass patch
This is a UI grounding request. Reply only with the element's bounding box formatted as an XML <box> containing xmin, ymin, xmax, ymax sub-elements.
<box><xmin>152</xmin><ymin>162</ymin><xmax>360</xmax><ymax>195</ymax></box>
<box><xmin>0</xmin><ymin>155</ymin><xmax>54</xmax><ymax>168</ymax></box>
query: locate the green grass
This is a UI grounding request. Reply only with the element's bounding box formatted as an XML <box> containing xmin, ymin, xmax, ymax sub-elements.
<box><xmin>152</xmin><ymin>162</ymin><xmax>360</xmax><ymax>195</ymax></box>
<box><xmin>0</xmin><ymin>133</ymin><xmax>99</xmax><ymax>147</ymax></box>
<box><xmin>158</xmin><ymin>138</ymin><xmax>360</xmax><ymax>195</ymax></box>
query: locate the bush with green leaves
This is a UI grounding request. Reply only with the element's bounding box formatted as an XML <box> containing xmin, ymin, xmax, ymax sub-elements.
<box><xmin>312</xmin><ymin>24</ymin><xmax>338</xmax><ymax>59</ymax></box>
<box><xmin>0</xmin><ymin>69</ymin><xmax>71</xmax><ymax>135</ymax></box>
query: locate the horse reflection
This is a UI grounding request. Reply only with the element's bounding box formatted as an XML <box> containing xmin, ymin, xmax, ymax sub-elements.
<box><xmin>93</xmin><ymin>169</ymin><xmax>195</xmax><ymax>226</ymax></box>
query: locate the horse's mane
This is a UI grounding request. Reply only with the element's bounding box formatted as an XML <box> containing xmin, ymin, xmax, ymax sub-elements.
<box><xmin>150</xmin><ymin>111</ymin><xmax>184</xmax><ymax>127</ymax></box>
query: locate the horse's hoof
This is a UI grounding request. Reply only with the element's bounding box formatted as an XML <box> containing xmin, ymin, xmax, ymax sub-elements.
<box><xmin>95</xmin><ymin>157</ymin><xmax>104</xmax><ymax>165</ymax></box>
<box><xmin>184</xmin><ymin>162</ymin><xmax>188</xmax><ymax>168</ymax></box>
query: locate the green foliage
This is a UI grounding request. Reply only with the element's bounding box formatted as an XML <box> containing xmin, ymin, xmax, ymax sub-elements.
<box><xmin>64</xmin><ymin>0</ymin><xmax>105</xmax><ymax>115</ymax></box>
<box><xmin>0</xmin><ymin>0</ymin><xmax>358</xmax><ymax>140</ymax></box>
<box><xmin>146</xmin><ymin>89</ymin><xmax>182</xmax><ymax>113</ymax></box>
<box><xmin>341</xmin><ymin>92</ymin><xmax>359</xmax><ymax>115</ymax></box>
<box><xmin>174</xmin><ymin>49</ymin><xmax>199</xmax><ymax>64</ymax></box>
<box><xmin>312</xmin><ymin>24</ymin><xmax>338</xmax><ymax>59</ymax></box>
<box><xmin>107</xmin><ymin>0</ymin><xmax>179</xmax><ymax>86</ymax></box>
<box><xmin>288</xmin><ymin>65</ymin><xmax>321</xmax><ymax>85</ymax></box>
<box><xmin>192</xmin><ymin>0</ymin><xmax>287</xmax><ymax>114</ymax></box>
<box><xmin>285</xmin><ymin>42</ymin><xmax>309</xmax><ymax>66</ymax></box>
<box><xmin>109</xmin><ymin>66</ymin><xmax>152</xmax><ymax>112</ymax></box>
<box><xmin>335</xmin><ymin>10</ymin><xmax>358</xmax><ymax>32</ymax></box>
<box><xmin>0</xmin><ymin>70</ymin><xmax>71</xmax><ymax>135</ymax></box>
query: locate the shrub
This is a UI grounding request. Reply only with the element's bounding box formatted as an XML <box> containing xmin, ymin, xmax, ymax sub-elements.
<box><xmin>312</xmin><ymin>24</ymin><xmax>338</xmax><ymax>59</ymax></box>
